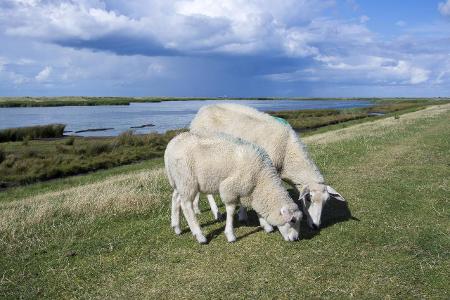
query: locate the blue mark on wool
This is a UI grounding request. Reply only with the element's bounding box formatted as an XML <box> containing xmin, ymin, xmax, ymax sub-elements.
<box><xmin>273</xmin><ymin>116</ymin><xmax>289</xmax><ymax>126</ymax></box>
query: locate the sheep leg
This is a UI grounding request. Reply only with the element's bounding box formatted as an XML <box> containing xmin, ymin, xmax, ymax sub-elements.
<box><xmin>193</xmin><ymin>192</ymin><xmax>201</xmax><ymax>214</ymax></box>
<box><xmin>224</xmin><ymin>204</ymin><xmax>237</xmax><ymax>242</ymax></box>
<box><xmin>180</xmin><ymin>195</ymin><xmax>207</xmax><ymax>244</ymax></box>
<box><xmin>238</xmin><ymin>206</ymin><xmax>248</xmax><ymax>223</ymax></box>
<box><xmin>258</xmin><ymin>215</ymin><xmax>274</xmax><ymax>233</ymax></box>
<box><xmin>207</xmin><ymin>194</ymin><xmax>223</xmax><ymax>221</ymax></box>
<box><xmin>171</xmin><ymin>190</ymin><xmax>182</xmax><ymax>235</ymax></box>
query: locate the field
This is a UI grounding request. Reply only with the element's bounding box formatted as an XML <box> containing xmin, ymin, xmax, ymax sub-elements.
<box><xmin>1</xmin><ymin>103</ymin><xmax>449</xmax><ymax>298</ymax></box>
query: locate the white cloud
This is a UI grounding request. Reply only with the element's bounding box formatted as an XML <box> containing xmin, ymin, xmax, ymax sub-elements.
<box><xmin>438</xmin><ymin>0</ymin><xmax>450</xmax><ymax>16</ymax></box>
<box><xmin>0</xmin><ymin>0</ymin><xmax>343</xmax><ymax>57</ymax></box>
<box><xmin>266</xmin><ymin>55</ymin><xmax>430</xmax><ymax>85</ymax></box>
<box><xmin>0</xmin><ymin>0</ymin><xmax>448</xmax><ymax>94</ymax></box>
<box><xmin>35</xmin><ymin>66</ymin><xmax>52</xmax><ymax>81</ymax></box>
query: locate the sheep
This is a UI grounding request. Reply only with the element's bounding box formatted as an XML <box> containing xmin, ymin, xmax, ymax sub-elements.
<box><xmin>190</xmin><ymin>103</ymin><xmax>345</xmax><ymax>230</ymax></box>
<box><xmin>164</xmin><ymin>132</ymin><xmax>302</xmax><ymax>244</ymax></box>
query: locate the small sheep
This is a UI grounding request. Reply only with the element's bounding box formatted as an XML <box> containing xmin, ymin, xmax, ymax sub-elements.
<box><xmin>190</xmin><ymin>103</ymin><xmax>345</xmax><ymax>229</ymax></box>
<box><xmin>164</xmin><ymin>132</ymin><xmax>302</xmax><ymax>244</ymax></box>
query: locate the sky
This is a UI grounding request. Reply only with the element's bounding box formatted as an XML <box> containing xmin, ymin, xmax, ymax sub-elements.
<box><xmin>0</xmin><ymin>0</ymin><xmax>449</xmax><ymax>97</ymax></box>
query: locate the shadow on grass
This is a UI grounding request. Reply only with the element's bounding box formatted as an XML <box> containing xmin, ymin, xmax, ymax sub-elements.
<box><xmin>190</xmin><ymin>189</ymin><xmax>359</xmax><ymax>242</ymax></box>
<box><xmin>204</xmin><ymin>209</ymin><xmax>264</xmax><ymax>242</ymax></box>
<box><xmin>287</xmin><ymin>187</ymin><xmax>360</xmax><ymax>240</ymax></box>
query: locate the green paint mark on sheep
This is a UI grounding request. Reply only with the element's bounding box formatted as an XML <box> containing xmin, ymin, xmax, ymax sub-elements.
<box><xmin>273</xmin><ymin>116</ymin><xmax>290</xmax><ymax>126</ymax></box>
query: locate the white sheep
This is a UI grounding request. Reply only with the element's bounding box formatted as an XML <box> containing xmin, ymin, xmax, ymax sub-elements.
<box><xmin>164</xmin><ymin>132</ymin><xmax>302</xmax><ymax>244</ymax></box>
<box><xmin>190</xmin><ymin>103</ymin><xmax>345</xmax><ymax>229</ymax></box>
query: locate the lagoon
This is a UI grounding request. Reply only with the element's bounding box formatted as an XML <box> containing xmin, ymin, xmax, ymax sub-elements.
<box><xmin>0</xmin><ymin>99</ymin><xmax>372</xmax><ymax>136</ymax></box>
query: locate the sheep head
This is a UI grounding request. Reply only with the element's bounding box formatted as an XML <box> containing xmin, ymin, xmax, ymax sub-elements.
<box><xmin>300</xmin><ymin>184</ymin><xmax>345</xmax><ymax>230</ymax></box>
<box><xmin>278</xmin><ymin>203</ymin><xmax>302</xmax><ymax>241</ymax></box>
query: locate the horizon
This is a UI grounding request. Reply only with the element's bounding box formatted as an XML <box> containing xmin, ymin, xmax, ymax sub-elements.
<box><xmin>1</xmin><ymin>0</ymin><xmax>450</xmax><ymax>97</ymax></box>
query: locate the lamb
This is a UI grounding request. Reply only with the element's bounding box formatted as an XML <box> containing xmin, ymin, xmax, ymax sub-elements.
<box><xmin>164</xmin><ymin>132</ymin><xmax>302</xmax><ymax>244</ymax></box>
<box><xmin>190</xmin><ymin>103</ymin><xmax>345</xmax><ymax>229</ymax></box>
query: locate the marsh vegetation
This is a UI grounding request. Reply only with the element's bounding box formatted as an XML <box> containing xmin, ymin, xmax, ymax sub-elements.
<box><xmin>0</xmin><ymin>124</ymin><xmax>65</xmax><ymax>142</ymax></box>
<box><xmin>0</xmin><ymin>130</ymin><xmax>182</xmax><ymax>188</ymax></box>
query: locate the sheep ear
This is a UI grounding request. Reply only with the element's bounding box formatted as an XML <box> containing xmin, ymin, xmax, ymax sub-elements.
<box><xmin>299</xmin><ymin>185</ymin><xmax>310</xmax><ymax>200</ymax></box>
<box><xmin>326</xmin><ymin>186</ymin><xmax>346</xmax><ymax>202</ymax></box>
<box><xmin>280</xmin><ymin>207</ymin><xmax>293</xmax><ymax>223</ymax></box>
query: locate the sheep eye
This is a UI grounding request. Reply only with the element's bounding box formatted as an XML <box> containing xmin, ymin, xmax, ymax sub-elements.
<box><xmin>304</xmin><ymin>194</ymin><xmax>311</xmax><ymax>202</ymax></box>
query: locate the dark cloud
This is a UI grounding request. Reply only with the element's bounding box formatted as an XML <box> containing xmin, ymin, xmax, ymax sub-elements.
<box><xmin>55</xmin><ymin>34</ymin><xmax>180</xmax><ymax>56</ymax></box>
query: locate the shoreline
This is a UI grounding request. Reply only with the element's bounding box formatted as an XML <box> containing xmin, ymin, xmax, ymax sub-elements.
<box><xmin>0</xmin><ymin>96</ymin><xmax>448</xmax><ymax>108</ymax></box>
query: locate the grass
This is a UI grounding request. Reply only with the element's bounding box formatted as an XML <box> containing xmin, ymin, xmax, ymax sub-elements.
<box><xmin>0</xmin><ymin>124</ymin><xmax>65</xmax><ymax>142</ymax></box>
<box><xmin>270</xmin><ymin>99</ymin><xmax>448</xmax><ymax>134</ymax></box>
<box><xmin>0</xmin><ymin>97</ymin><xmax>160</xmax><ymax>107</ymax></box>
<box><xmin>0</xmin><ymin>130</ymin><xmax>182</xmax><ymax>188</ymax></box>
<box><xmin>0</xmin><ymin>104</ymin><xmax>449</xmax><ymax>298</ymax></box>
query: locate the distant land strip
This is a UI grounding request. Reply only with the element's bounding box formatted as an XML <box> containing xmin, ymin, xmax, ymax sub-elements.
<box><xmin>1</xmin><ymin>96</ymin><xmax>449</xmax><ymax>107</ymax></box>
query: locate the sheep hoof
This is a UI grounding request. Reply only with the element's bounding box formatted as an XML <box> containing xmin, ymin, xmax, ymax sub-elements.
<box><xmin>225</xmin><ymin>233</ymin><xmax>236</xmax><ymax>243</ymax></box>
<box><xmin>173</xmin><ymin>226</ymin><xmax>182</xmax><ymax>235</ymax></box>
<box><xmin>263</xmin><ymin>225</ymin><xmax>274</xmax><ymax>233</ymax></box>
<box><xmin>196</xmin><ymin>234</ymin><xmax>207</xmax><ymax>244</ymax></box>
<box><xmin>288</xmin><ymin>232</ymin><xmax>299</xmax><ymax>242</ymax></box>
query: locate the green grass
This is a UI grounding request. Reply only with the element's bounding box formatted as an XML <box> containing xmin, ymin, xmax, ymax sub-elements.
<box><xmin>0</xmin><ymin>124</ymin><xmax>65</xmax><ymax>142</ymax></box>
<box><xmin>0</xmin><ymin>130</ymin><xmax>182</xmax><ymax>188</ymax></box>
<box><xmin>0</xmin><ymin>105</ymin><xmax>449</xmax><ymax>298</ymax></box>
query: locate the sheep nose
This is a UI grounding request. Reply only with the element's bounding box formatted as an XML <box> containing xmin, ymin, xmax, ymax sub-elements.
<box><xmin>310</xmin><ymin>223</ymin><xmax>319</xmax><ymax>230</ymax></box>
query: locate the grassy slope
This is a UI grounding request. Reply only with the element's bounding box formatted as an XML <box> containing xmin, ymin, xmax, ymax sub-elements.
<box><xmin>1</xmin><ymin>104</ymin><xmax>449</xmax><ymax>299</ymax></box>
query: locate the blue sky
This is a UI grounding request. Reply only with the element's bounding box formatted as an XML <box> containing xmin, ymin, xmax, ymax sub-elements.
<box><xmin>0</xmin><ymin>0</ymin><xmax>449</xmax><ymax>97</ymax></box>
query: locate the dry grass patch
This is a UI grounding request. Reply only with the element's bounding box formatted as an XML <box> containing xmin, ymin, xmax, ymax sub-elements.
<box><xmin>0</xmin><ymin>168</ymin><xmax>170</xmax><ymax>235</ymax></box>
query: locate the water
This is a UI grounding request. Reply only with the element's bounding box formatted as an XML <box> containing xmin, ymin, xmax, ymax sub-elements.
<box><xmin>0</xmin><ymin>99</ymin><xmax>372</xmax><ymax>136</ymax></box>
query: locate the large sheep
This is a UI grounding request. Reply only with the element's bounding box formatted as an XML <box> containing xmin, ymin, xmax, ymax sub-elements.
<box><xmin>190</xmin><ymin>103</ymin><xmax>345</xmax><ymax>229</ymax></box>
<box><xmin>164</xmin><ymin>132</ymin><xmax>302</xmax><ymax>244</ymax></box>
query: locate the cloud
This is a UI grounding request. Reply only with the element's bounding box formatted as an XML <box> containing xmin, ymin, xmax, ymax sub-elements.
<box><xmin>0</xmin><ymin>1</ymin><xmax>449</xmax><ymax>96</ymax></box>
<box><xmin>35</xmin><ymin>66</ymin><xmax>52</xmax><ymax>82</ymax></box>
<box><xmin>438</xmin><ymin>0</ymin><xmax>450</xmax><ymax>17</ymax></box>
<box><xmin>266</xmin><ymin>55</ymin><xmax>430</xmax><ymax>85</ymax></box>
<box><xmin>0</xmin><ymin>0</ymin><xmax>338</xmax><ymax>58</ymax></box>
